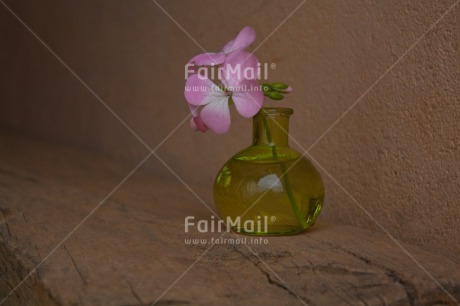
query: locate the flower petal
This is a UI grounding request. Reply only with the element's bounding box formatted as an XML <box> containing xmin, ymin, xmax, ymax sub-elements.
<box><xmin>189</xmin><ymin>52</ymin><xmax>225</xmax><ymax>66</ymax></box>
<box><xmin>232</xmin><ymin>79</ymin><xmax>264</xmax><ymax>118</ymax></box>
<box><xmin>188</xmin><ymin>104</ymin><xmax>200</xmax><ymax>117</ymax></box>
<box><xmin>188</xmin><ymin>104</ymin><xmax>208</xmax><ymax>132</ymax></box>
<box><xmin>222</xmin><ymin>26</ymin><xmax>256</xmax><ymax>54</ymax></box>
<box><xmin>221</xmin><ymin>50</ymin><xmax>259</xmax><ymax>89</ymax></box>
<box><xmin>184</xmin><ymin>74</ymin><xmax>225</xmax><ymax>106</ymax></box>
<box><xmin>200</xmin><ymin>96</ymin><xmax>231</xmax><ymax>134</ymax></box>
<box><xmin>190</xmin><ymin>115</ymin><xmax>208</xmax><ymax>132</ymax></box>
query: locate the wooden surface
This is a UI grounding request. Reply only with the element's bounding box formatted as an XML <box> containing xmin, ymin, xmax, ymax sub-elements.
<box><xmin>0</xmin><ymin>129</ymin><xmax>459</xmax><ymax>306</ymax></box>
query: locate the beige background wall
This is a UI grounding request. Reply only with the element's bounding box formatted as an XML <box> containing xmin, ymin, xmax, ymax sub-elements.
<box><xmin>0</xmin><ymin>0</ymin><xmax>458</xmax><ymax>262</ymax></box>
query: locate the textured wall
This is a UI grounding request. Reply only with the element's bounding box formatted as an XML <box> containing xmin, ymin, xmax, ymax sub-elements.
<box><xmin>0</xmin><ymin>0</ymin><xmax>458</xmax><ymax>262</ymax></box>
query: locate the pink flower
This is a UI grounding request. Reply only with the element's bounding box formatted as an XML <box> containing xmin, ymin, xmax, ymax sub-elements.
<box><xmin>184</xmin><ymin>27</ymin><xmax>263</xmax><ymax>134</ymax></box>
<box><xmin>188</xmin><ymin>26</ymin><xmax>256</xmax><ymax>67</ymax></box>
<box><xmin>185</xmin><ymin>76</ymin><xmax>263</xmax><ymax>134</ymax></box>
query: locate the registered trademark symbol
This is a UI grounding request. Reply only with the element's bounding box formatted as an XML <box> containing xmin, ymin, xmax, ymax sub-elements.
<box><xmin>270</xmin><ymin>63</ymin><xmax>276</xmax><ymax>69</ymax></box>
<box><xmin>270</xmin><ymin>216</ymin><xmax>277</xmax><ymax>222</ymax></box>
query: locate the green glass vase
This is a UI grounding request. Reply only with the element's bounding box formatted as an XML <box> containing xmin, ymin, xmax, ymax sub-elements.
<box><xmin>214</xmin><ymin>107</ymin><xmax>325</xmax><ymax>235</ymax></box>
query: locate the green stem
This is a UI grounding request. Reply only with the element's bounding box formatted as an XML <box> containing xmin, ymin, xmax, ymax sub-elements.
<box><xmin>261</xmin><ymin>114</ymin><xmax>308</xmax><ymax>228</ymax></box>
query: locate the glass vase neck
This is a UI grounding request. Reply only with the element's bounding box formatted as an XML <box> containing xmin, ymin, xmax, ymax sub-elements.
<box><xmin>253</xmin><ymin>107</ymin><xmax>293</xmax><ymax>147</ymax></box>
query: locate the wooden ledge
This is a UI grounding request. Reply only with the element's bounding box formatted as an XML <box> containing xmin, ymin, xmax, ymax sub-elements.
<box><xmin>0</xmin><ymin>129</ymin><xmax>459</xmax><ymax>305</ymax></box>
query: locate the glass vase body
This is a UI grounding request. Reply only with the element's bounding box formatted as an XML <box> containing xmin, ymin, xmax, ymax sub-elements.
<box><xmin>214</xmin><ymin>107</ymin><xmax>325</xmax><ymax>235</ymax></box>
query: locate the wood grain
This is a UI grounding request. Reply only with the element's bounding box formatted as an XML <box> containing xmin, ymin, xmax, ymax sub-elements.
<box><xmin>0</xmin><ymin>130</ymin><xmax>459</xmax><ymax>305</ymax></box>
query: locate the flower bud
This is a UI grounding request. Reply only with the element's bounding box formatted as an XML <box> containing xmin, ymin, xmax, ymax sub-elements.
<box><xmin>266</xmin><ymin>82</ymin><xmax>293</xmax><ymax>94</ymax></box>
<box><xmin>269</xmin><ymin>82</ymin><xmax>289</xmax><ymax>90</ymax></box>
<box><xmin>264</xmin><ymin>91</ymin><xmax>284</xmax><ymax>100</ymax></box>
